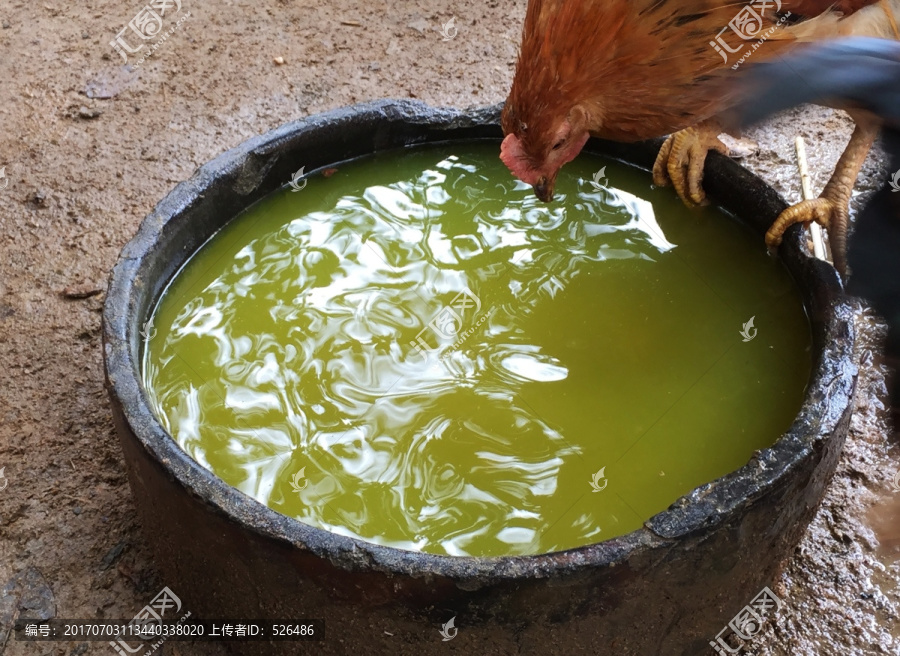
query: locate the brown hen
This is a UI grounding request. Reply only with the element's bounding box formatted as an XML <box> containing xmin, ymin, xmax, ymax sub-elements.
<box><xmin>501</xmin><ymin>0</ymin><xmax>900</xmax><ymax>273</ymax></box>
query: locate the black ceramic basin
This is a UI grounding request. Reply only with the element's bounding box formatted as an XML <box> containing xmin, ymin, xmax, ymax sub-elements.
<box><xmin>102</xmin><ymin>100</ymin><xmax>857</xmax><ymax>655</ymax></box>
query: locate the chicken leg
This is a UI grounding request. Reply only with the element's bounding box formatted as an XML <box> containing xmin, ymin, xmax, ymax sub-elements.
<box><xmin>652</xmin><ymin>119</ymin><xmax>728</xmax><ymax>206</ymax></box>
<box><xmin>765</xmin><ymin>117</ymin><xmax>880</xmax><ymax>275</ymax></box>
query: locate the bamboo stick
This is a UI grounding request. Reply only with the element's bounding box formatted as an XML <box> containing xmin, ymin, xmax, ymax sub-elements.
<box><xmin>795</xmin><ymin>136</ymin><xmax>829</xmax><ymax>261</ymax></box>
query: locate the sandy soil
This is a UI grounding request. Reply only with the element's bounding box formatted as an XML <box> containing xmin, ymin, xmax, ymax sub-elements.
<box><xmin>0</xmin><ymin>1</ymin><xmax>898</xmax><ymax>655</ymax></box>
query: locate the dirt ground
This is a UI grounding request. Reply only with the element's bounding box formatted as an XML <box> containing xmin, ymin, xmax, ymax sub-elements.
<box><xmin>0</xmin><ymin>1</ymin><xmax>898</xmax><ymax>655</ymax></box>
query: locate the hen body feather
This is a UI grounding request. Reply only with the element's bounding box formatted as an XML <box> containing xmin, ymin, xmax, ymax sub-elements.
<box><xmin>501</xmin><ymin>0</ymin><xmax>896</xmax><ymax>185</ymax></box>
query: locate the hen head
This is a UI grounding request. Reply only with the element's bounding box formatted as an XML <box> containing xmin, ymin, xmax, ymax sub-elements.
<box><xmin>498</xmin><ymin>0</ymin><xmax>609</xmax><ymax>202</ymax></box>
<box><xmin>500</xmin><ymin>103</ymin><xmax>591</xmax><ymax>202</ymax></box>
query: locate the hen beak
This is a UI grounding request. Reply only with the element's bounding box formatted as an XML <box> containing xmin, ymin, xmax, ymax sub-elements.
<box><xmin>533</xmin><ymin>176</ymin><xmax>554</xmax><ymax>202</ymax></box>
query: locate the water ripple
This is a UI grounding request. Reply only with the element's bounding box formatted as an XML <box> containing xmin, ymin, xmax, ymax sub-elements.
<box><xmin>144</xmin><ymin>145</ymin><xmax>808</xmax><ymax>557</ymax></box>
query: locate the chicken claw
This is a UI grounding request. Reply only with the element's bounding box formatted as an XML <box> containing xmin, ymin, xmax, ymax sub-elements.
<box><xmin>765</xmin><ymin>197</ymin><xmax>848</xmax><ymax>270</ymax></box>
<box><xmin>764</xmin><ymin>120</ymin><xmax>879</xmax><ymax>275</ymax></box>
<box><xmin>652</xmin><ymin>122</ymin><xmax>727</xmax><ymax>206</ymax></box>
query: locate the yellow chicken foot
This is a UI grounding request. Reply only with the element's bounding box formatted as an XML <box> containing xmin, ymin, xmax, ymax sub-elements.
<box><xmin>652</xmin><ymin>120</ymin><xmax>728</xmax><ymax>206</ymax></box>
<box><xmin>765</xmin><ymin>119</ymin><xmax>880</xmax><ymax>275</ymax></box>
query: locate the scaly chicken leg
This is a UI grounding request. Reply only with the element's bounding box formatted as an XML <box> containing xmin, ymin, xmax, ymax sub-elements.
<box><xmin>765</xmin><ymin>116</ymin><xmax>880</xmax><ymax>274</ymax></box>
<box><xmin>653</xmin><ymin>114</ymin><xmax>879</xmax><ymax>275</ymax></box>
<box><xmin>652</xmin><ymin>119</ymin><xmax>727</xmax><ymax>206</ymax></box>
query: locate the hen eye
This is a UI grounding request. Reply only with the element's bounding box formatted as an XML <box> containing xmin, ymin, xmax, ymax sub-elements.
<box><xmin>552</xmin><ymin>139</ymin><xmax>565</xmax><ymax>151</ymax></box>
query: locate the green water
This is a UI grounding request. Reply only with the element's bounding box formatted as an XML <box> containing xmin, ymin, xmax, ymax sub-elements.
<box><xmin>142</xmin><ymin>142</ymin><xmax>812</xmax><ymax>557</ymax></box>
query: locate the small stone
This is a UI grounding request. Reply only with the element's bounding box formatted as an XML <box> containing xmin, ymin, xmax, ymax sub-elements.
<box><xmin>29</xmin><ymin>190</ymin><xmax>48</xmax><ymax>207</ymax></box>
<box><xmin>406</xmin><ymin>17</ymin><xmax>429</xmax><ymax>34</ymax></box>
<box><xmin>0</xmin><ymin>566</ymin><xmax>57</xmax><ymax>634</ymax></box>
<box><xmin>77</xmin><ymin>106</ymin><xmax>102</xmax><ymax>120</ymax></box>
<box><xmin>61</xmin><ymin>286</ymin><xmax>102</xmax><ymax>300</ymax></box>
<box><xmin>84</xmin><ymin>68</ymin><xmax>136</xmax><ymax>99</ymax></box>
<box><xmin>273</xmin><ymin>56</ymin><xmax>285</xmax><ymax>65</ymax></box>
<box><xmin>100</xmin><ymin>541</ymin><xmax>127</xmax><ymax>571</ymax></box>
<box><xmin>1</xmin><ymin>20</ymin><xmax>10</xmax><ymax>29</ymax></box>
<box><xmin>72</xmin><ymin>506</ymin><xmax>82</xmax><ymax>515</ymax></box>
<box><xmin>368</xmin><ymin>61</ymin><xmax>381</xmax><ymax>71</ymax></box>
<box><xmin>81</xmin><ymin>31</ymin><xmax>89</xmax><ymax>39</ymax></box>
<box><xmin>718</xmin><ymin>133</ymin><xmax>759</xmax><ymax>159</ymax></box>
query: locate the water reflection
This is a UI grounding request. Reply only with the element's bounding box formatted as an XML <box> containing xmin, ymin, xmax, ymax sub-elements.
<box><xmin>145</xmin><ymin>152</ymin><xmax>679</xmax><ymax>556</ymax></box>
